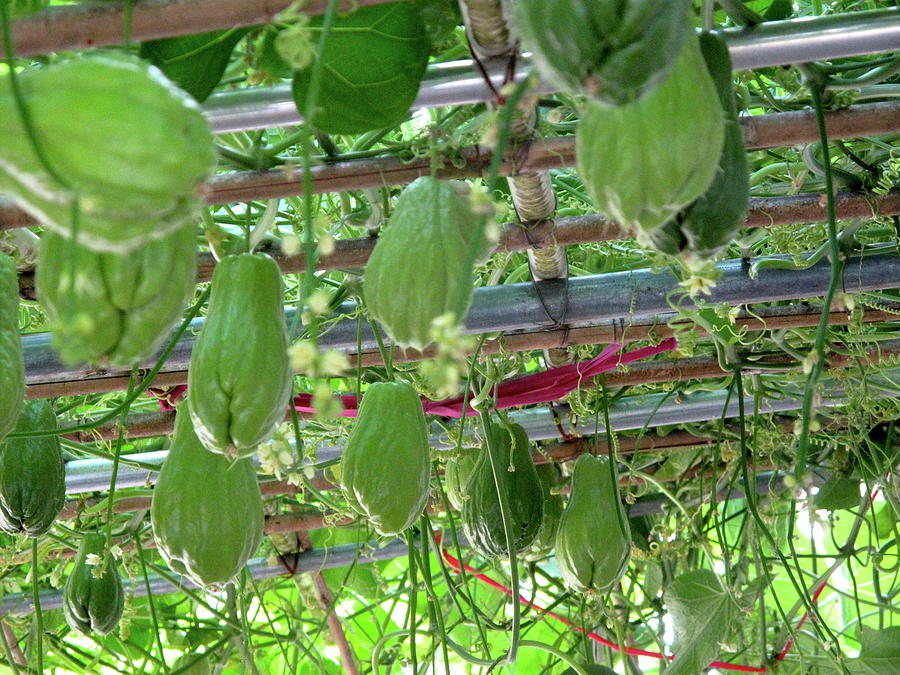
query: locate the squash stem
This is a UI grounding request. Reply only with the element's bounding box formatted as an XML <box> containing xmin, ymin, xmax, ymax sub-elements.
<box><xmin>30</xmin><ymin>539</ymin><xmax>42</xmax><ymax>675</ymax></box>
<box><xmin>480</xmin><ymin>413</ymin><xmax>520</xmax><ymax>665</ymax></box>
<box><xmin>404</xmin><ymin>529</ymin><xmax>418</xmax><ymax>672</ymax></box>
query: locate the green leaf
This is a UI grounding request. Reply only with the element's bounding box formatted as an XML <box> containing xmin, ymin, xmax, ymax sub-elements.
<box><xmin>815</xmin><ymin>476</ymin><xmax>861</xmax><ymax>512</ymax></box>
<box><xmin>664</xmin><ymin>569</ymin><xmax>737</xmax><ymax>675</ymax></box>
<box><xmin>140</xmin><ymin>28</ymin><xmax>249</xmax><ymax>102</ymax></box>
<box><xmin>291</xmin><ymin>2</ymin><xmax>430</xmax><ymax>134</ymax></box>
<box><xmin>871</xmin><ymin>502</ymin><xmax>898</xmax><ymax>539</ymax></box>
<box><xmin>10</xmin><ymin>0</ymin><xmax>48</xmax><ymax>18</ymax></box>
<box><xmin>847</xmin><ymin>627</ymin><xmax>900</xmax><ymax>674</ymax></box>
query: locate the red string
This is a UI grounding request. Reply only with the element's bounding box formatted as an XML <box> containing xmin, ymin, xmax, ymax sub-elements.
<box><xmin>146</xmin><ymin>338</ymin><xmax>679</xmax><ymax>416</ymax></box>
<box><xmin>433</xmin><ymin>533</ymin><xmax>767</xmax><ymax>673</ymax></box>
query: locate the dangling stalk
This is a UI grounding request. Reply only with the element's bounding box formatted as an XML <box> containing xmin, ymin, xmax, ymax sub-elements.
<box><xmin>479</xmin><ymin>413</ymin><xmax>521</xmax><ymax>665</ymax></box>
<box><xmin>404</xmin><ymin>529</ymin><xmax>418</xmax><ymax>672</ymax></box>
<box><xmin>30</xmin><ymin>539</ymin><xmax>42</xmax><ymax>674</ymax></box>
<box><xmin>134</xmin><ymin>534</ymin><xmax>169</xmax><ymax>674</ymax></box>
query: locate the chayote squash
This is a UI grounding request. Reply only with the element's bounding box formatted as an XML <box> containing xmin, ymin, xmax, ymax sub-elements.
<box><xmin>151</xmin><ymin>406</ymin><xmax>264</xmax><ymax>587</ymax></box>
<box><xmin>444</xmin><ymin>451</ymin><xmax>477</xmax><ymax>511</ymax></box>
<box><xmin>513</xmin><ymin>0</ymin><xmax>692</xmax><ymax>106</ymax></box>
<box><xmin>363</xmin><ymin>177</ymin><xmax>489</xmax><ymax>351</ymax></box>
<box><xmin>340</xmin><ymin>381</ymin><xmax>431</xmax><ymax>536</ymax></box>
<box><xmin>462</xmin><ymin>420</ymin><xmax>543</xmax><ymax>559</ymax></box>
<box><xmin>0</xmin><ymin>55</ymin><xmax>214</xmax><ymax>252</ymax></box>
<box><xmin>187</xmin><ymin>253</ymin><xmax>293</xmax><ymax>459</ymax></box>
<box><xmin>0</xmin><ymin>400</ymin><xmax>65</xmax><ymax>538</ymax></box>
<box><xmin>647</xmin><ymin>33</ymin><xmax>750</xmax><ymax>259</ymax></box>
<box><xmin>576</xmin><ymin>35</ymin><xmax>724</xmax><ymax>235</ymax></box>
<box><xmin>522</xmin><ymin>462</ymin><xmax>564</xmax><ymax>562</ymax></box>
<box><xmin>63</xmin><ymin>533</ymin><xmax>125</xmax><ymax>636</ymax></box>
<box><xmin>0</xmin><ymin>254</ymin><xmax>24</xmax><ymax>441</ymax></box>
<box><xmin>36</xmin><ymin>224</ymin><xmax>197</xmax><ymax>368</ymax></box>
<box><xmin>555</xmin><ymin>454</ymin><xmax>632</xmax><ymax>594</ymax></box>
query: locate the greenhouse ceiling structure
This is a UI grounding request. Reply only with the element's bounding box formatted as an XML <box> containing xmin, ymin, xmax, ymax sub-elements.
<box><xmin>0</xmin><ymin>0</ymin><xmax>898</xmax><ymax>673</ymax></box>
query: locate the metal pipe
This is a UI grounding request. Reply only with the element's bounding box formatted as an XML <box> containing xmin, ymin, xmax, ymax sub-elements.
<box><xmin>1</xmin><ymin>106</ymin><xmax>898</xmax><ymax>233</ymax></box>
<box><xmin>61</xmin><ymin>365</ymin><xmax>900</xmax><ymax>495</ymax></box>
<box><xmin>4</xmin><ymin>0</ymin><xmax>391</xmax><ymax>58</ymax></box>
<box><xmin>0</xmin><ymin>539</ymin><xmax>410</xmax><ymax>616</ymax></box>
<box><xmin>21</xmin><ymin>250</ymin><xmax>900</xmax><ymax>390</ymax></box>
<box><xmin>0</xmin><ymin>467</ymin><xmax>828</xmax><ymax>616</ymax></box>
<box><xmin>200</xmin><ymin>9</ymin><xmax>900</xmax><ymax>133</ymax></box>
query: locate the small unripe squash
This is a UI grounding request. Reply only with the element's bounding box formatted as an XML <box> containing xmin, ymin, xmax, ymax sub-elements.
<box><xmin>0</xmin><ymin>400</ymin><xmax>65</xmax><ymax>538</ymax></box>
<box><xmin>340</xmin><ymin>381</ymin><xmax>431</xmax><ymax>536</ymax></box>
<box><xmin>576</xmin><ymin>35</ymin><xmax>724</xmax><ymax>235</ymax></box>
<box><xmin>0</xmin><ymin>55</ymin><xmax>214</xmax><ymax>252</ymax></box>
<box><xmin>152</xmin><ymin>406</ymin><xmax>264</xmax><ymax>587</ymax></box>
<box><xmin>37</xmin><ymin>224</ymin><xmax>197</xmax><ymax>368</ymax></box>
<box><xmin>444</xmin><ymin>451</ymin><xmax>477</xmax><ymax>511</ymax></box>
<box><xmin>513</xmin><ymin>0</ymin><xmax>693</xmax><ymax>106</ymax></box>
<box><xmin>462</xmin><ymin>420</ymin><xmax>543</xmax><ymax>559</ymax></box>
<box><xmin>522</xmin><ymin>463</ymin><xmax>564</xmax><ymax>562</ymax></box>
<box><xmin>63</xmin><ymin>533</ymin><xmax>125</xmax><ymax>636</ymax></box>
<box><xmin>555</xmin><ymin>454</ymin><xmax>632</xmax><ymax>594</ymax></box>
<box><xmin>187</xmin><ymin>253</ymin><xmax>293</xmax><ymax>459</ymax></box>
<box><xmin>363</xmin><ymin>177</ymin><xmax>488</xmax><ymax>351</ymax></box>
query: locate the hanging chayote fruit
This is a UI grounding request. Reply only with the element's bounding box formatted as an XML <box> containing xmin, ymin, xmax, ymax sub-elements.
<box><xmin>0</xmin><ymin>400</ymin><xmax>65</xmax><ymax>538</ymax></box>
<box><xmin>340</xmin><ymin>381</ymin><xmax>432</xmax><ymax>536</ymax></box>
<box><xmin>0</xmin><ymin>55</ymin><xmax>214</xmax><ymax>252</ymax></box>
<box><xmin>63</xmin><ymin>533</ymin><xmax>125</xmax><ymax>636</ymax></box>
<box><xmin>187</xmin><ymin>252</ymin><xmax>293</xmax><ymax>459</ymax></box>
<box><xmin>363</xmin><ymin>176</ymin><xmax>490</xmax><ymax>351</ymax></box>
<box><xmin>37</xmin><ymin>224</ymin><xmax>197</xmax><ymax>368</ymax></box>
<box><xmin>151</xmin><ymin>406</ymin><xmax>265</xmax><ymax>587</ymax></box>
<box><xmin>647</xmin><ymin>33</ymin><xmax>750</xmax><ymax>259</ymax></box>
<box><xmin>576</xmin><ymin>35</ymin><xmax>725</xmax><ymax>235</ymax></box>
<box><xmin>555</xmin><ymin>454</ymin><xmax>632</xmax><ymax>594</ymax></box>
<box><xmin>521</xmin><ymin>462</ymin><xmax>565</xmax><ymax>562</ymax></box>
<box><xmin>513</xmin><ymin>0</ymin><xmax>693</xmax><ymax>106</ymax></box>
<box><xmin>462</xmin><ymin>420</ymin><xmax>544</xmax><ymax>559</ymax></box>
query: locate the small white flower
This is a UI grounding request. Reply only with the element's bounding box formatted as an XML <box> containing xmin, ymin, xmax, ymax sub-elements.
<box><xmin>85</xmin><ymin>553</ymin><xmax>101</xmax><ymax>566</ymax></box>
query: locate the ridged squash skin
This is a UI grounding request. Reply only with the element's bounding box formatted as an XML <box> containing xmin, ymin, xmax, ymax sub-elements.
<box><xmin>0</xmin><ymin>55</ymin><xmax>214</xmax><ymax>252</ymax></box>
<box><xmin>363</xmin><ymin>177</ymin><xmax>485</xmax><ymax>351</ymax></box>
<box><xmin>513</xmin><ymin>0</ymin><xmax>692</xmax><ymax>106</ymax></box>
<box><xmin>340</xmin><ymin>381</ymin><xmax>431</xmax><ymax>536</ymax></box>
<box><xmin>648</xmin><ymin>33</ymin><xmax>750</xmax><ymax>259</ymax></box>
<box><xmin>555</xmin><ymin>454</ymin><xmax>632</xmax><ymax>594</ymax></box>
<box><xmin>444</xmin><ymin>451</ymin><xmax>477</xmax><ymax>511</ymax></box>
<box><xmin>576</xmin><ymin>36</ymin><xmax>724</xmax><ymax>235</ymax></box>
<box><xmin>151</xmin><ymin>407</ymin><xmax>264</xmax><ymax>587</ymax></box>
<box><xmin>187</xmin><ymin>253</ymin><xmax>292</xmax><ymax>459</ymax></box>
<box><xmin>522</xmin><ymin>463</ymin><xmax>564</xmax><ymax>562</ymax></box>
<box><xmin>63</xmin><ymin>533</ymin><xmax>125</xmax><ymax>636</ymax></box>
<box><xmin>37</xmin><ymin>225</ymin><xmax>197</xmax><ymax>368</ymax></box>
<box><xmin>0</xmin><ymin>254</ymin><xmax>24</xmax><ymax>440</ymax></box>
<box><xmin>0</xmin><ymin>400</ymin><xmax>65</xmax><ymax>537</ymax></box>
<box><xmin>462</xmin><ymin>421</ymin><xmax>544</xmax><ymax>559</ymax></box>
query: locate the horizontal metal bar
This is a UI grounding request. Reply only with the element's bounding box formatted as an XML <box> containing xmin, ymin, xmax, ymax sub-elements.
<box><xmin>14</xmin><ymin>189</ymin><xmax>900</xmax><ymax>307</ymax></box>
<box><xmin>0</xmin><ymin>539</ymin><xmax>409</xmax><ymax>616</ymax></box>
<box><xmin>723</xmin><ymin>8</ymin><xmax>900</xmax><ymax>70</ymax></box>
<box><xmin>4</xmin><ymin>104</ymin><xmax>898</xmax><ymax>233</ymax></box>
<box><xmin>0</xmin><ymin>468</ymin><xmax>830</xmax><ymax>616</ymax></box>
<box><xmin>5</xmin><ymin>0</ymin><xmax>391</xmax><ymax>58</ymax></box>
<box><xmin>61</xmin><ymin>363</ymin><xmax>900</xmax><ymax>495</ymax></box>
<box><xmin>21</xmin><ymin>251</ymin><xmax>900</xmax><ymax>391</ymax></box>
<box><xmin>202</xmin><ymin>9</ymin><xmax>900</xmax><ymax>134</ymax></box>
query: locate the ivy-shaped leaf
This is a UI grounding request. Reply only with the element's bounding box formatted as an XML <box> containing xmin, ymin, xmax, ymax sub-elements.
<box><xmin>140</xmin><ymin>28</ymin><xmax>249</xmax><ymax>102</ymax></box>
<box><xmin>847</xmin><ymin>627</ymin><xmax>900</xmax><ymax>674</ymax></box>
<box><xmin>815</xmin><ymin>475</ymin><xmax>861</xmax><ymax>512</ymax></box>
<box><xmin>664</xmin><ymin>569</ymin><xmax>737</xmax><ymax>675</ymax></box>
<box><xmin>291</xmin><ymin>2</ymin><xmax>430</xmax><ymax>134</ymax></box>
